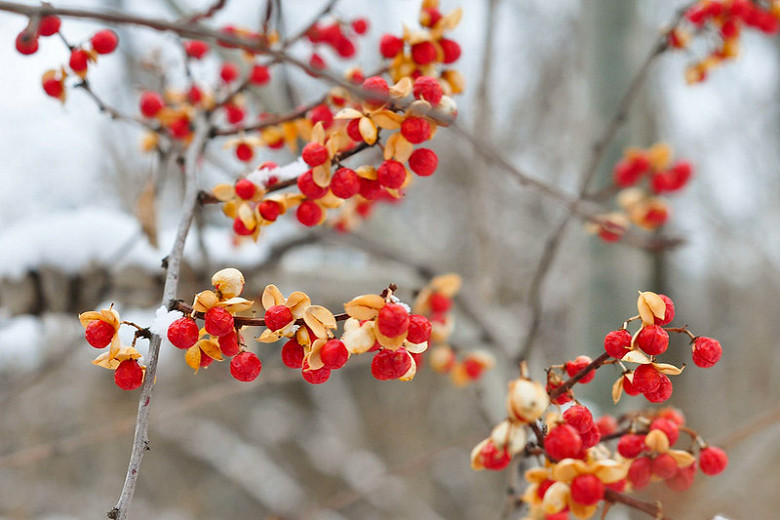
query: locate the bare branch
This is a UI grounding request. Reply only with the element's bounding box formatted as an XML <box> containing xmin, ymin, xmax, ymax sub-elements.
<box><xmin>514</xmin><ymin>4</ymin><xmax>694</xmax><ymax>362</ymax></box>
<box><xmin>109</xmin><ymin>117</ymin><xmax>210</xmax><ymax>520</ymax></box>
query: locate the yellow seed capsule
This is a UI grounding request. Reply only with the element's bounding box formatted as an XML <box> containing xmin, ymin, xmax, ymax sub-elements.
<box><xmin>506</xmin><ymin>378</ymin><xmax>549</xmax><ymax>423</ymax></box>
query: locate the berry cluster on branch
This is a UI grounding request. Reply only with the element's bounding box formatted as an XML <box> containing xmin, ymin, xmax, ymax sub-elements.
<box><xmin>471</xmin><ymin>291</ymin><xmax>726</xmax><ymax>520</ymax></box>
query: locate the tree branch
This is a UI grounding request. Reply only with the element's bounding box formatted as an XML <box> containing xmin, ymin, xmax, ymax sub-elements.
<box><xmin>514</xmin><ymin>4</ymin><xmax>693</xmax><ymax>362</ymax></box>
<box><xmin>108</xmin><ymin>117</ymin><xmax>209</xmax><ymax>520</ymax></box>
<box><xmin>604</xmin><ymin>488</ymin><xmax>672</xmax><ymax>520</ymax></box>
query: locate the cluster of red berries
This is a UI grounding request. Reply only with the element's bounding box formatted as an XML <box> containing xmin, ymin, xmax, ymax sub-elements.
<box><xmin>379</xmin><ymin>0</ymin><xmax>463</xmax><ymax>95</ymax></box>
<box><xmin>305</xmin><ymin>17</ymin><xmax>370</xmax><ymax>71</ymax></box>
<box><xmin>163</xmin><ymin>270</ymin><xmax>434</xmax><ymax>386</ymax></box>
<box><xmin>591</xmin><ymin>144</ymin><xmax>694</xmax><ymax>242</ymax></box>
<box><xmin>14</xmin><ymin>15</ymin><xmax>119</xmax><ymax>102</ymax></box>
<box><xmin>603</xmin><ymin>291</ymin><xmax>722</xmax><ymax>405</ymax></box>
<box><xmin>609</xmin><ymin>409</ymin><xmax>729</xmax><ymax>494</ymax></box>
<box><xmin>79</xmin><ymin>306</ymin><xmax>145</xmax><ymax>390</ymax></box>
<box><xmin>14</xmin><ymin>15</ymin><xmax>61</xmax><ymax>55</ymax></box>
<box><xmin>670</xmin><ymin>0</ymin><xmax>779</xmax><ymax>83</ymax></box>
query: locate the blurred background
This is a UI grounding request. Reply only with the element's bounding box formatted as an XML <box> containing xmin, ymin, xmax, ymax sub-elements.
<box><xmin>0</xmin><ymin>0</ymin><xmax>778</xmax><ymax>518</ymax></box>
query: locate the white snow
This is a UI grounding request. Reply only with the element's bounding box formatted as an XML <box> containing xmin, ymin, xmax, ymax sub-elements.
<box><xmin>149</xmin><ymin>305</ymin><xmax>184</xmax><ymax>338</ymax></box>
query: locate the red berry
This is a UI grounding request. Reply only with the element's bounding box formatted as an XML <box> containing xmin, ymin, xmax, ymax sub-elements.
<box><xmin>654</xmin><ymin>294</ymin><xmax>675</xmax><ymax>325</ymax></box>
<box><xmin>184</xmin><ymin>40</ymin><xmax>209</xmax><ymax>59</ymax></box>
<box><xmin>297</xmin><ymin>170</ymin><xmax>329</xmax><ymax>199</ymax></box>
<box><xmin>377</xmin><ymin>303</ymin><xmax>410</xmax><ymax>338</ymax></box>
<box><xmin>281</xmin><ymin>339</ymin><xmax>305</xmax><ymax>368</ymax></box>
<box><xmin>302</xmin><ymin>360</ymin><xmax>331</xmax><ymax>384</ymax></box>
<box><xmin>379</xmin><ymin>34</ymin><xmax>403</xmax><ymax>58</ymax></box>
<box><xmin>188</xmin><ymin>85</ymin><xmax>203</xmax><ymax>104</ymax></box>
<box><xmin>613</xmin><ymin>159</ymin><xmax>642</xmax><ymax>187</ymax></box>
<box><xmin>221</xmin><ymin>62</ymin><xmax>239</xmax><ymax>83</ymax></box>
<box><xmin>400</xmin><ymin>117</ymin><xmax>431</xmax><ymax>144</ymax></box>
<box><xmin>308</xmin><ymin>53</ymin><xmax>326</xmax><ymax>72</ymax></box>
<box><xmin>547</xmin><ymin>381</ymin><xmax>572</xmax><ymax>405</ymax></box>
<box><xmin>407</xmin><ymin>314</ymin><xmax>432</xmax><ymax>344</ymax></box>
<box><xmin>167</xmin><ymin>317</ymin><xmax>199</xmax><ymax>350</ymax></box>
<box><xmin>302</xmin><ymin>142</ymin><xmax>329</xmax><ymax>167</ymax></box>
<box><xmin>478</xmin><ymin>440</ymin><xmax>511</xmax><ymax>471</ymax></box>
<box><xmin>259</xmin><ymin>200</ymin><xmax>282</xmax><ymax>221</ymax></box>
<box><xmin>371</xmin><ymin>348</ymin><xmax>412</xmax><ymax>380</ymax></box>
<box><xmin>618</xmin><ymin>434</ymin><xmax>646</xmax><ymax>459</ymax></box>
<box><xmin>39</xmin><ymin>16</ymin><xmax>61</xmax><ymax>37</ymax></box>
<box><xmin>114</xmin><ymin>359</ymin><xmax>143</xmax><ymax>390</ymax></box>
<box><xmin>235</xmin><ymin>143</ymin><xmax>253</xmax><ymax>162</ymax></box>
<box><xmin>570</xmin><ymin>474</ymin><xmax>604</xmax><ymax>506</ymax></box>
<box><xmin>545</xmin><ymin>424</ymin><xmax>583</xmax><ymax>461</ymax></box>
<box><xmin>361</xmin><ymin>76</ymin><xmax>389</xmax><ymax>107</ymax></box>
<box><xmin>91</xmin><ymin>29</ymin><xmax>118</xmax><ymax>54</ymax></box>
<box><xmin>233</xmin><ymin>218</ymin><xmax>253</xmax><ymax>236</ymax></box>
<box><xmin>42</xmin><ymin>77</ymin><xmax>63</xmax><ymax>98</ymax></box>
<box><xmin>628</xmin><ymin>457</ymin><xmax>652</xmax><ymax>489</ymax></box>
<box><xmin>86</xmin><ymin>320</ymin><xmax>115</xmax><ymax>348</ymax></box>
<box><xmin>346</xmin><ymin>119</ymin><xmax>363</xmax><ymax>142</ymax></box>
<box><xmin>358</xmin><ymin>177</ymin><xmax>386</xmax><ymax>200</ymax></box>
<box><xmin>321</xmin><ymin>339</ymin><xmax>349</xmax><ymax>369</ymax></box>
<box><xmin>596</xmin><ymin>415</ymin><xmax>618</xmax><ymax>436</ymax></box>
<box><xmin>249</xmin><ymin>64</ymin><xmax>270</xmax><ymax>85</ymax></box>
<box><xmin>169</xmin><ymin>116</ymin><xmax>191</xmax><ymax>139</ymax></box>
<box><xmin>462</xmin><ymin>357</ymin><xmax>484</xmax><ymax>379</ymax></box>
<box><xmin>439</xmin><ymin>38</ymin><xmax>461</xmax><ymax>64</ymax></box>
<box><xmin>309</xmin><ymin>104</ymin><xmax>333</xmax><ymax>128</ymax></box>
<box><xmin>604</xmin><ymin>329</ymin><xmax>631</xmax><ymax>358</ymax></box>
<box><xmin>644</xmin><ymin>374</ymin><xmax>673</xmax><ymax>403</ymax></box>
<box><xmin>15</xmin><ymin>32</ymin><xmax>38</xmax><ymax>55</ymax></box>
<box><xmin>692</xmin><ymin>337</ymin><xmax>722</xmax><ymax>368</ymax></box>
<box><xmin>699</xmin><ymin>446</ymin><xmax>727</xmax><ymax>475</ymax></box>
<box><xmin>69</xmin><ymin>48</ymin><xmax>89</xmax><ymax>74</ymax></box>
<box><xmin>334</xmin><ymin>36</ymin><xmax>356</xmax><ymax>58</ymax></box>
<box><xmin>565</xmin><ymin>355</ymin><xmax>595</xmax><ymax>384</ymax></box>
<box><xmin>428</xmin><ymin>293</ymin><xmax>450</xmax><ymax>313</ymax></box>
<box><xmin>351</xmin><ymin>18</ymin><xmax>369</xmax><ymax>35</ymax></box>
<box><xmin>632</xmin><ymin>364</ymin><xmax>662</xmax><ymax>394</ymax></box>
<box><xmin>413</xmin><ymin>76</ymin><xmax>443</xmax><ymax>104</ymax></box>
<box><xmin>421</xmin><ymin>7</ymin><xmax>442</xmax><ymax>26</ymax></box>
<box><xmin>622</xmin><ymin>374</ymin><xmax>641</xmax><ymax>396</ymax></box>
<box><xmin>264</xmin><ymin>304</ymin><xmax>293</xmax><ymax>332</ymax></box>
<box><xmin>652</xmin><ymin>453</ymin><xmax>679</xmax><ymax>479</ymax></box>
<box><xmin>376</xmin><ymin>160</ymin><xmax>407</xmax><ymax>188</ymax></box>
<box><xmin>230</xmin><ymin>351</ymin><xmax>262</xmax><ymax>382</ymax></box>
<box><xmin>218</xmin><ymin>330</ymin><xmax>240</xmax><ymax>357</ymax></box>
<box><xmin>225</xmin><ymin>104</ymin><xmax>245</xmax><ymax>124</ymax></box>
<box><xmin>563</xmin><ymin>406</ymin><xmax>595</xmax><ymax>434</ymax></box>
<box><xmin>139</xmin><ymin>91</ymin><xmax>164</xmax><ymax>118</ymax></box>
<box><xmin>635</xmin><ymin>325</ymin><xmax>669</xmax><ymax>356</ymax></box>
<box><xmin>297</xmin><ymin>200</ymin><xmax>323</xmax><ymax>226</ymax></box>
<box><xmin>204</xmin><ymin>307</ymin><xmax>234</xmax><ymax>337</ymax></box>
<box><xmin>665</xmin><ymin>460</ymin><xmax>696</xmax><ymax>491</ymax></box>
<box><xmin>330</xmin><ymin>167</ymin><xmax>360</xmax><ymax>199</ymax></box>
<box><xmin>659</xmin><ymin>408</ymin><xmax>685</xmax><ymax>426</ymax></box>
<box><xmin>234</xmin><ymin>178</ymin><xmax>256</xmax><ymax>200</ymax></box>
<box><xmin>408</xmin><ymin>148</ymin><xmax>438</xmax><ymax>177</ymax></box>
<box><xmin>411</xmin><ymin>41</ymin><xmax>437</xmax><ymax>65</ymax></box>
<box><xmin>650</xmin><ymin>418</ymin><xmax>679</xmax><ymax>445</ymax></box>
<box><xmin>197</xmin><ymin>349</ymin><xmax>213</xmax><ymax>367</ymax></box>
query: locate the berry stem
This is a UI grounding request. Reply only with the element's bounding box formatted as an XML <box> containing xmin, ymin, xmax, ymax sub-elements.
<box><xmin>604</xmin><ymin>488</ymin><xmax>673</xmax><ymax>520</ymax></box>
<box><xmin>548</xmin><ymin>352</ymin><xmax>611</xmax><ymax>400</ymax></box>
<box><xmin>663</xmin><ymin>325</ymin><xmax>696</xmax><ymax>341</ymax></box>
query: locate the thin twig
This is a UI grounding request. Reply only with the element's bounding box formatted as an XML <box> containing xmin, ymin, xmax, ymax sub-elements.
<box><xmin>604</xmin><ymin>489</ymin><xmax>672</xmax><ymax>520</ymax></box>
<box><xmin>108</xmin><ymin>117</ymin><xmax>210</xmax><ymax>520</ymax></box>
<box><xmin>183</xmin><ymin>0</ymin><xmax>228</xmax><ymax>24</ymax></box>
<box><xmin>548</xmin><ymin>352</ymin><xmax>611</xmax><ymax>400</ymax></box>
<box><xmin>514</xmin><ymin>5</ymin><xmax>693</xmax><ymax>363</ymax></box>
<box><xmin>281</xmin><ymin>0</ymin><xmax>340</xmax><ymax>50</ymax></box>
